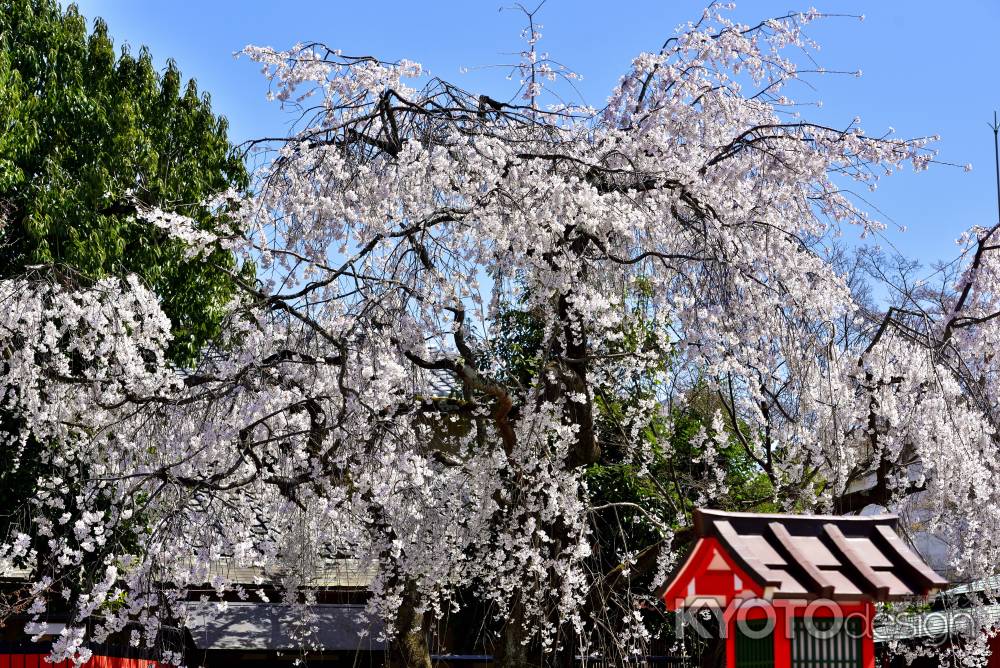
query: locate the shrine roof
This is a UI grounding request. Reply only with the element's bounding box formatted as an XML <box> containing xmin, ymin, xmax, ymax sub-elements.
<box><xmin>665</xmin><ymin>508</ymin><xmax>948</xmax><ymax>604</ymax></box>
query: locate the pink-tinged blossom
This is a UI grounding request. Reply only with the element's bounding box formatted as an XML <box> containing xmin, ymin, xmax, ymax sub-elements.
<box><xmin>0</xmin><ymin>5</ymin><xmax>993</xmax><ymax>666</ymax></box>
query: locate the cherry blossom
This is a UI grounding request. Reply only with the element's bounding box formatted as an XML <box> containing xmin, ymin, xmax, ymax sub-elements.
<box><xmin>1</xmin><ymin>5</ymin><xmax>995</xmax><ymax>666</ymax></box>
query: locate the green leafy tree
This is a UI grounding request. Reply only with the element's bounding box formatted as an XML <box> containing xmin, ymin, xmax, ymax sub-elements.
<box><xmin>0</xmin><ymin>0</ymin><xmax>248</xmax><ymax>363</ymax></box>
<box><xmin>0</xmin><ymin>0</ymin><xmax>247</xmax><ymax>537</ymax></box>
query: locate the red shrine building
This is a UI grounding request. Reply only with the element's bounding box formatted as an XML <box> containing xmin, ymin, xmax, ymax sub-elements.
<box><xmin>660</xmin><ymin>509</ymin><xmax>948</xmax><ymax>668</ymax></box>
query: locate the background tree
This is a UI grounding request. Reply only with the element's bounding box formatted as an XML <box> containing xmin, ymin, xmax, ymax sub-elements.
<box><xmin>484</xmin><ymin>282</ymin><xmax>777</xmax><ymax>665</ymax></box>
<box><xmin>0</xmin><ymin>0</ymin><xmax>248</xmax><ymax>361</ymax></box>
<box><xmin>0</xmin><ymin>0</ymin><xmax>247</xmax><ymax>566</ymax></box>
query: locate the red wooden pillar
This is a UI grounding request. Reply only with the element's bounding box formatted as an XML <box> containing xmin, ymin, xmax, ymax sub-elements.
<box><xmin>862</xmin><ymin>601</ymin><xmax>876</xmax><ymax>668</ymax></box>
<box><xmin>774</xmin><ymin>603</ymin><xmax>791</xmax><ymax>668</ymax></box>
<box><xmin>989</xmin><ymin>633</ymin><xmax>1000</xmax><ymax>668</ymax></box>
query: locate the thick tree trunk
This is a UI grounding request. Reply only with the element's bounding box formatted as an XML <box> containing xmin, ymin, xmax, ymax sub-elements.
<box><xmin>388</xmin><ymin>582</ymin><xmax>433</xmax><ymax>668</ymax></box>
<box><xmin>495</xmin><ymin>597</ymin><xmax>534</xmax><ymax>668</ymax></box>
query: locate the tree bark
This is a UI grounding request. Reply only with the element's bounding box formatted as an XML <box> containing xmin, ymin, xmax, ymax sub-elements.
<box><xmin>388</xmin><ymin>581</ymin><xmax>433</xmax><ymax>668</ymax></box>
<box><xmin>495</xmin><ymin>597</ymin><xmax>534</xmax><ymax>668</ymax></box>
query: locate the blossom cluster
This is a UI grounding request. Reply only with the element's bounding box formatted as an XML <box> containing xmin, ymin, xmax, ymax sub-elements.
<box><xmin>1</xmin><ymin>5</ymin><xmax>995</xmax><ymax>667</ymax></box>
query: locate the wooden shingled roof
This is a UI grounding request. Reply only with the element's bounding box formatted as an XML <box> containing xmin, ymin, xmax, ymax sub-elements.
<box><xmin>680</xmin><ymin>508</ymin><xmax>948</xmax><ymax>602</ymax></box>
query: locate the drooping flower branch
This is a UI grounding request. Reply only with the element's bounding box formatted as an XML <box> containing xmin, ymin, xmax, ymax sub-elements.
<box><xmin>1</xmin><ymin>5</ymin><xmax>996</xmax><ymax>666</ymax></box>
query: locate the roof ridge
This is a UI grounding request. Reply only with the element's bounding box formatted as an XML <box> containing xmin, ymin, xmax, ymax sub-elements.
<box><xmin>696</xmin><ymin>508</ymin><xmax>899</xmax><ymax>522</ymax></box>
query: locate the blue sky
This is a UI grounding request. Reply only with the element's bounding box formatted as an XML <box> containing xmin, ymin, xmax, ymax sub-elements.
<box><xmin>74</xmin><ymin>0</ymin><xmax>1000</xmax><ymax>268</ymax></box>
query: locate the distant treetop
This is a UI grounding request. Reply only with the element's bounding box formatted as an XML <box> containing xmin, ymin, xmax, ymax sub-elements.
<box><xmin>0</xmin><ymin>0</ymin><xmax>249</xmax><ymax>363</ymax></box>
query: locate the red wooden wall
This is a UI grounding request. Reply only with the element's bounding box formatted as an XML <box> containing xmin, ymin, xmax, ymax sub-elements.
<box><xmin>0</xmin><ymin>655</ymin><xmax>161</xmax><ymax>668</ymax></box>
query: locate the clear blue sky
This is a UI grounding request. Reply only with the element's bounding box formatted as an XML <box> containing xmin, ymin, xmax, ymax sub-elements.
<box><xmin>74</xmin><ymin>0</ymin><xmax>1000</xmax><ymax>268</ymax></box>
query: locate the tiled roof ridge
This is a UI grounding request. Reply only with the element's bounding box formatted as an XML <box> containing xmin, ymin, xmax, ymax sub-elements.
<box><xmin>694</xmin><ymin>507</ymin><xmax>899</xmax><ymax>532</ymax></box>
<box><xmin>683</xmin><ymin>508</ymin><xmax>947</xmax><ymax>602</ymax></box>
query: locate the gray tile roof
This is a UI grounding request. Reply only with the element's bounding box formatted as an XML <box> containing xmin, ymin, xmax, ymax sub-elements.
<box><xmin>183</xmin><ymin>602</ymin><xmax>385</xmax><ymax>651</ymax></box>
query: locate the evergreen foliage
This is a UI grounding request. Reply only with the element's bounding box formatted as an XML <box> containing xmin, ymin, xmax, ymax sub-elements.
<box><xmin>0</xmin><ymin>0</ymin><xmax>248</xmax><ymax>363</ymax></box>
